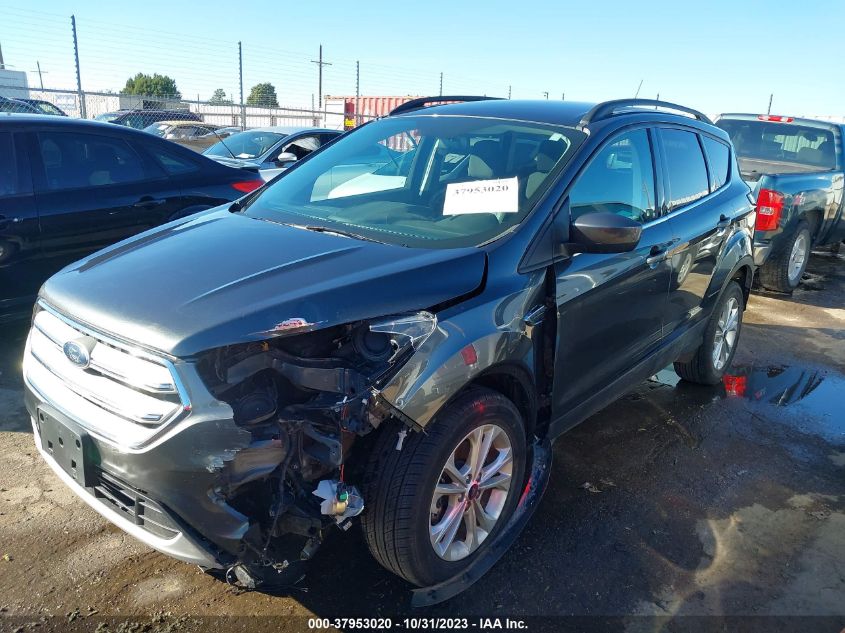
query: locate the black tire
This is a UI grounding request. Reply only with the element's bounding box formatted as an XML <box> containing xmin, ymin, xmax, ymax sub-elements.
<box><xmin>674</xmin><ymin>281</ymin><xmax>744</xmax><ymax>385</ymax></box>
<box><xmin>758</xmin><ymin>221</ymin><xmax>811</xmax><ymax>293</ymax></box>
<box><xmin>361</xmin><ymin>388</ymin><xmax>527</xmax><ymax>587</ymax></box>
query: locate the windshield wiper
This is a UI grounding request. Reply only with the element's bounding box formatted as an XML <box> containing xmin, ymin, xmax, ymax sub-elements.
<box><xmin>297</xmin><ymin>224</ymin><xmax>383</xmax><ymax>243</ymax></box>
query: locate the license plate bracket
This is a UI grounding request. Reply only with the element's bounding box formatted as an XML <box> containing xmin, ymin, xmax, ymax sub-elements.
<box><xmin>38</xmin><ymin>409</ymin><xmax>92</xmax><ymax>487</ymax></box>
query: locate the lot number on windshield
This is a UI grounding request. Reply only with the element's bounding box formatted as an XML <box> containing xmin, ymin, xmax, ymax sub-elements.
<box><xmin>443</xmin><ymin>177</ymin><xmax>519</xmax><ymax>215</ymax></box>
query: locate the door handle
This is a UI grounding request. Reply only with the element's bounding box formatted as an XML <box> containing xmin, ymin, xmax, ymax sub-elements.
<box><xmin>646</xmin><ymin>244</ymin><xmax>668</xmax><ymax>266</ymax></box>
<box><xmin>133</xmin><ymin>198</ymin><xmax>166</xmax><ymax>208</ymax></box>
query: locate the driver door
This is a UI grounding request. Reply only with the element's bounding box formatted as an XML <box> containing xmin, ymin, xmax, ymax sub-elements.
<box><xmin>551</xmin><ymin>127</ymin><xmax>674</xmax><ymax>423</ymax></box>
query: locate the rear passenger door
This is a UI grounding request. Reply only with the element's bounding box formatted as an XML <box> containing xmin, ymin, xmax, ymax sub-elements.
<box><xmin>552</xmin><ymin>127</ymin><xmax>674</xmax><ymax>415</ymax></box>
<box><xmin>31</xmin><ymin>128</ymin><xmax>183</xmax><ymax>268</ymax></box>
<box><xmin>658</xmin><ymin>128</ymin><xmax>732</xmax><ymax>335</ymax></box>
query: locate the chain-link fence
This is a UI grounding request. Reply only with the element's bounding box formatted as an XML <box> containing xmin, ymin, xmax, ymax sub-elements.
<box><xmin>0</xmin><ymin>6</ymin><xmax>509</xmax><ymax>132</ymax></box>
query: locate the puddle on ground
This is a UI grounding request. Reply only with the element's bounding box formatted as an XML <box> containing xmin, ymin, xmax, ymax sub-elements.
<box><xmin>650</xmin><ymin>364</ymin><xmax>845</xmax><ymax>445</ymax></box>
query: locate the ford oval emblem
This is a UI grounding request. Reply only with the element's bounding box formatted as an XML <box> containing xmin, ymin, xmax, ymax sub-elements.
<box><xmin>63</xmin><ymin>339</ymin><xmax>91</xmax><ymax>369</ymax></box>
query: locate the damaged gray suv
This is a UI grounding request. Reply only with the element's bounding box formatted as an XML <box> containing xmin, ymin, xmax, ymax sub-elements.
<box><xmin>24</xmin><ymin>97</ymin><xmax>755</xmax><ymax>603</ymax></box>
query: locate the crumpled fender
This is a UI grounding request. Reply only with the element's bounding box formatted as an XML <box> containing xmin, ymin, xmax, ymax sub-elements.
<box><xmin>379</xmin><ymin>271</ymin><xmax>546</xmax><ymax>428</ymax></box>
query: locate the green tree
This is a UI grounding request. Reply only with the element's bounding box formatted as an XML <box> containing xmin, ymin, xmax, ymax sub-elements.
<box><xmin>246</xmin><ymin>82</ymin><xmax>279</xmax><ymax>107</ymax></box>
<box><xmin>209</xmin><ymin>88</ymin><xmax>232</xmax><ymax>105</ymax></box>
<box><xmin>121</xmin><ymin>73</ymin><xmax>181</xmax><ymax>98</ymax></box>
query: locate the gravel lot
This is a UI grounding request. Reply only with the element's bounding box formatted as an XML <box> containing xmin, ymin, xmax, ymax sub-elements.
<box><xmin>0</xmin><ymin>252</ymin><xmax>843</xmax><ymax>630</ymax></box>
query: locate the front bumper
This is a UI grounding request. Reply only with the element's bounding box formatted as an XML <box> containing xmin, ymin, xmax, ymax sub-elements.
<box><xmin>29</xmin><ymin>412</ymin><xmax>221</xmax><ymax>568</ymax></box>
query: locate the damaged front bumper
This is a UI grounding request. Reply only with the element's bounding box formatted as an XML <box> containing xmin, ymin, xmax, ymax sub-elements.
<box><xmin>22</xmin><ymin>303</ymin><xmax>417</xmax><ymax>575</ymax></box>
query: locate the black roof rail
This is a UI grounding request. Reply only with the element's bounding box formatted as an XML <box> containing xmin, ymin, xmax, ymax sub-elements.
<box><xmin>578</xmin><ymin>99</ymin><xmax>712</xmax><ymax>128</ymax></box>
<box><xmin>389</xmin><ymin>95</ymin><xmax>503</xmax><ymax>116</ymax></box>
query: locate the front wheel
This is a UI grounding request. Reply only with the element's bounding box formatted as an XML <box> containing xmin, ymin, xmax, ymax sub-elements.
<box><xmin>674</xmin><ymin>281</ymin><xmax>744</xmax><ymax>385</ymax></box>
<box><xmin>361</xmin><ymin>388</ymin><xmax>526</xmax><ymax>587</ymax></box>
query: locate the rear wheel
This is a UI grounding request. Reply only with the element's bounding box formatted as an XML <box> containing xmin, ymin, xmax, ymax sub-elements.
<box><xmin>361</xmin><ymin>388</ymin><xmax>526</xmax><ymax>587</ymax></box>
<box><xmin>674</xmin><ymin>281</ymin><xmax>744</xmax><ymax>385</ymax></box>
<box><xmin>759</xmin><ymin>222</ymin><xmax>811</xmax><ymax>293</ymax></box>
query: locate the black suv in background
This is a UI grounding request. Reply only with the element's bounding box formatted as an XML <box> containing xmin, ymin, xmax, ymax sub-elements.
<box><xmin>23</xmin><ymin>98</ymin><xmax>755</xmax><ymax>602</ymax></box>
<box><xmin>0</xmin><ymin>115</ymin><xmax>263</xmax><ymax>321</ymax></box>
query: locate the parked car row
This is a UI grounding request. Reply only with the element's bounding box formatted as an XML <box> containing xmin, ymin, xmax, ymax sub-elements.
<box><xmin>4</xmin><ymin>96</ymin><xmax>843</xmax><ymax>605</ymax></box>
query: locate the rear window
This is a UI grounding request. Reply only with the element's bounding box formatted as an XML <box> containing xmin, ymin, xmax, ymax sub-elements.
<box><xmin>702</xmin><ymin>136</ymin><xmax>730</xmax><ymax>190</ymax></box>
<box><xmin>717</xmin><ymin>119</ymin><xmax>836</xmax><ymax>170</ymax></box>
<box><xmin>661</xmin><ymin>129</ymin><xmax>710</xmax><ymax>209</ymax></box>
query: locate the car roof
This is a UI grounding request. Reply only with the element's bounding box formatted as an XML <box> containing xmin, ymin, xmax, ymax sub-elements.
<box><xmin>150</xmin><ymin>120</ymin><xmax>220</xmax><ymax>127</ymax></box>
<box><xmin>249</xmin><ymin>125</ymin><xmax>339</xmax><ymax>134</ymax></box>
<box><xmin>393</xmin><ymin>99</ymin><xmax>722</xmax><ymax>135</ymax></box>
<box><xmin>0</xmin><ymin>113</ymin><xmax>167</xmax><ymax>137</ymax></box>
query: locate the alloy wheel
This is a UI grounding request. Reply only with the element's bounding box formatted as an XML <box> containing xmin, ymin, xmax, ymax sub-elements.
<box><xmin>429</xmin><ymin>424</ymin><xmax>513</xmax><ymax>561</ymax></box>
<box><xmin>712</xmin><ymin>296</ymin><xmax>740</xmax><ymax>371</ymax></box>
<box><xmin>788</xmin><ymin>232</ymin><xmax>809</xmax><ymax>285</ymax></box>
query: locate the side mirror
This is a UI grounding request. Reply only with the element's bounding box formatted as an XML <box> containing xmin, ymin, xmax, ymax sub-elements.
<box><xmin>276</xmin><ymin>151</ymin><xmax>298</xmax><ymax>165</ymax></box>
<box><xmin>570</xmin><ymin>211</ymin><xmax>642</xmax><ymax>253</ymax></box>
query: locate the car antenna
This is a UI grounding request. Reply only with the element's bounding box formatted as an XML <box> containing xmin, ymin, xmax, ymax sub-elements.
<box><xmin>209</xmin><ymin>127</ymin><xmax>237</xmax><ymax>160</ymax></box>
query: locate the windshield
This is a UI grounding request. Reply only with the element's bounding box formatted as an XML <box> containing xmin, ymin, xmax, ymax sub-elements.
<box><xmin>31</xmin><ymin>101</ymin><xmax>63</xmax><ymax>116</ymax></box>
<box><xmin>95</xmin><ymin>112</ymin><xmax>121</xmax><ymax>122</ymax></box>
<box><xmin>717</xmin><ymin>119</ymin><xmax>838</xmax><ymax>171</ymax></box>
<box><xmin>143</xmin><ymin>122</ymin><xmax>170</xmax><ymax>137</ymax></box>
<box><xmin>242</xmin><ymin>115</ymin><xmax>584</xmax><ymax>248</ymax></box>
<box><xmin>205</xmin><ymin>130</ymin><xmax>285</xmax><ymax>159</ymax></box>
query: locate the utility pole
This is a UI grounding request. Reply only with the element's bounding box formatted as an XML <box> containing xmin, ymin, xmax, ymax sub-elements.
<box><xmin>507</xmin><ymin>85</ymin><xmax>511</xmax><ymax>99</ymax></box>
<box><xmin>542</xmin><ymin>91</ymin><xmax>549</xmax><ymax>100</ymax></box>
<box><xmin>35</xmin><ymin>61</ymin><xmax>46</xmax><ymax>90</ymax></box>
<box><xmin>311</xmin><ymin>44</ymin><xmax>331</xmax><ymax>112</ymax></box>
<box><xmin>355</xmin><ymin>60</ymin><xmax>360</xmax><ymax>126</ymax></box>
<box><xmin>767</xmin><ymin>93</ymin><xmax>773</xmax><ymax>115</ymax></box>
<box><xmin>71</xmin><ymin>15</ymin><xmax>86</xmax><ymax>118</ymax></box>
<box><xmin>561</xmin><ymin>92</ymin><xmax>565</xmax><ymax>101</ymax></box>
<box><xmin>439</xmin><ymin>72</ymin><xmax>443</xmax><ymax>96</ymax></box>
<box><xmin>0</xmin><ymin>41</ymin><xmax>5</xmax><ymax>69</ymax></box>
<box><xmin>238</xmin><ymin>41</ymin><xmax>245</xmax><ymax>130</ymax></box>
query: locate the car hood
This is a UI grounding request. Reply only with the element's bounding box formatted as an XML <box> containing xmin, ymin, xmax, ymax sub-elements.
<box><xmin>40</xmin><ymin>208</ymin><xmax>486</xmax><ymax>357</ymax></box>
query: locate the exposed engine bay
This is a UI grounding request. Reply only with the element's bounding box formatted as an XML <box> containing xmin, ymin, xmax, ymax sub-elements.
<box><xmin>195</xmin><ymin>313</ymin><xmax>434</xmax><ymax>587</ymax></box>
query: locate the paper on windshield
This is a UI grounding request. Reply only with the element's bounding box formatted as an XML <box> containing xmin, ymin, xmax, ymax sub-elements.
<box><xmin>443</xmin><ymin>177</ymin><xmax>519</xmax><ymax>216</ymax></box>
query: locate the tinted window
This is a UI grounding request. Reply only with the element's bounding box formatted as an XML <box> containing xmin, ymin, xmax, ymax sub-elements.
<box><xmin>570</xmin><ymin>129</ymin><xmax>656</xmax><ymax>223</ymax></box>
<box><xmin>702</xmin><ymin>136</ymin><xmax>730</xmax><ymax>190</ymax></box>
<box><xmin>38</xmin><ymin>131</ymin><xmax>149</xmax><ymax>190</ymax></box>
<box><xmin>717</xmin><ymin>119</ymin><xmax>836</xmax><ymax>170</ymax></box>
<box><xmin>146</xmin><ymin>144</ymin><xmax>200</xmax><ymax>175</ymax></box>
<box><xmin>0</xmin><ymin>132</ymin><xmax>22</xmax><ymax>197</ymax></box>
<box><xmin>662</xmin><ymin>129</ymin><xmax>709</xmax><ymax>209</ymax></box>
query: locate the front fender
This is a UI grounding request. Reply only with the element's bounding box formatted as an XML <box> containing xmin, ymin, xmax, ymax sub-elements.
<box><xmin>379</xmin><ymin>274</ymin><xmax>545</xmax><ymax>428</ymax></box>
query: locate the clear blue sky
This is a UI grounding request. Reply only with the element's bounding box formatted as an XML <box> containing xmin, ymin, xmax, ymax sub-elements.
<box><xmin>1</xmin><ymin>0</ymin><xmax>843</xmax><ymax>116</ymax></box>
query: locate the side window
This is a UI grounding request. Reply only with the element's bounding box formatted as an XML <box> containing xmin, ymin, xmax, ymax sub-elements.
<box><xmin>569</xmin><ymin>129</ymin><xmax>656</xmax><ymax>223</ymax></box>
<box><xmin>0</xmin><ymin>132</ymin><xmax>22</xmax><ymax>197</ymax></box>
<box><xmin>145</xmin><ymin>143</ymin><xmax>200</xmax><ymax>175</ymax></box>
<box><xmin>702</xmin><ymin>136</ymin><xmax>730</xmax><ymax>191</ymax></box>
<box><xmin>37</xmin><ymin>131</ymin><xmax>150</xmax><ymax>190</ymax></box>
<box><xmin>661</xmin><ymin>129</ymin><xmax>710</xmax><ymax>209</ymax></box>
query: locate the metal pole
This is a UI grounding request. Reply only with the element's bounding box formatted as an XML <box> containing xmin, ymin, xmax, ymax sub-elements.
<box><xmin>238</xmin><ymin>41</ymin><xmax>245</xmax><ymax>130</ymax></box>
<box><xmin>439</xmin><ymin>72</ymin><xmax>443</xmax><ymax>96</ymax></box>
<box><xmin>0</xmin><ymin>42</ymin><xmax>5</xmax><ymax>70</ymax></box>
<box><xmin>561</xmin><ymin>92</ymin><xmax>565</xmax><ymax>101</ymax></box>
<box><xmin>767</xmin><ymin>93</ymin><xmax>773</xmax><ymax>115</ymax></box>
<box><xmin>71</xmin><ymin>15</ymin><xmax>86</xmax><ymax>118</ymax></box>
<box><xmin>37</xmin><ymin>61</ymin><xmax>44</xmax><ymax>90</ymax></box>
<box><xmin>507</xmin><ymin>85</ymin><xmax>511</xmax><ymax>99</ymax></box>
<box><xmin>310</xmin><ymin>45</ymin><xmax>332</xmax><ymax>113</ymax></box>
<box><xmin>542</xmin><ymin>91</ymin><xmax>549</xmax><ymax>100</ymax></box>
<box><xmin>355</xmin><ymin>60</ymin><xmax>360</xmax><ymax>126</ymax></box>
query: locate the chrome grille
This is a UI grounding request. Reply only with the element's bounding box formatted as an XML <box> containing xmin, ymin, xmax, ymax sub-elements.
<box><xmin>24</xmin><ymin>305</ymin><xmax>190</xmax><ymax>448</ymax></box>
